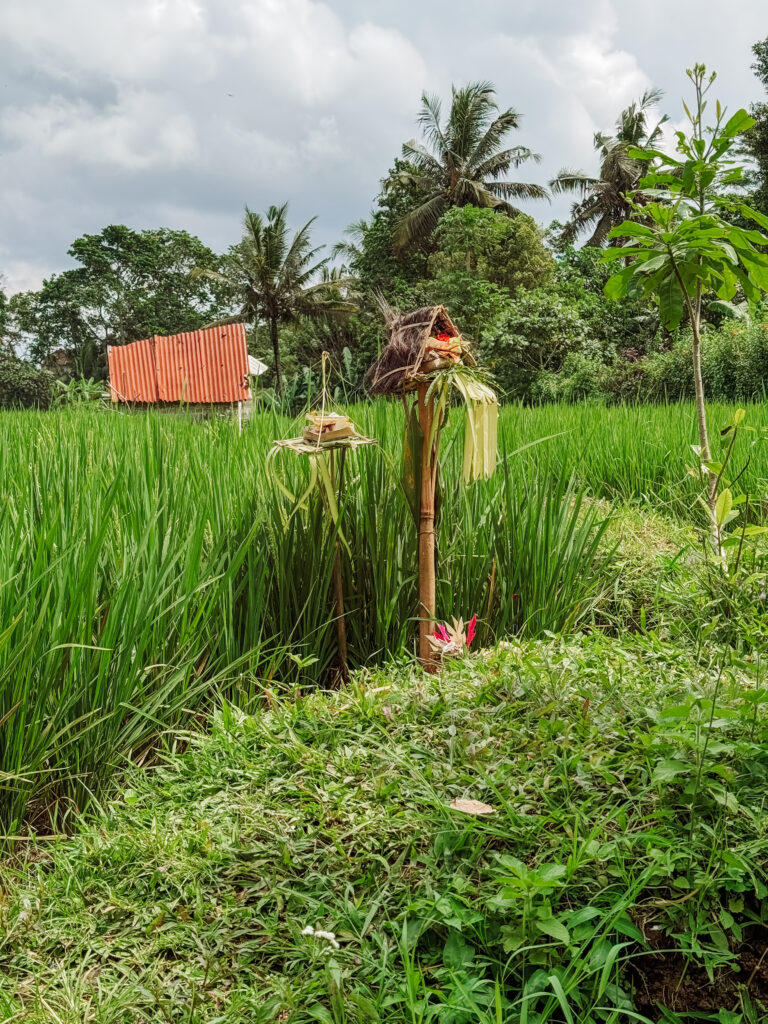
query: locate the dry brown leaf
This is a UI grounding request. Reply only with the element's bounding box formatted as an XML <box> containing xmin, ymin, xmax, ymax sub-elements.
<box><xmin>449</xmin><ymin>798</ymin><xmax>495</xmax><ymax>816</ymax></box>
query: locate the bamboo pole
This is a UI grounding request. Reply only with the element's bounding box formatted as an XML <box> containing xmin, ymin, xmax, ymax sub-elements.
<box><xmin>417</xmin><ymin>383</ymin><xmax>438</xmax><ymax>671</ymax></box>
<box><xmin>329</xmin><ymin>449</ymin><xmax>348</xmax><ymax>682</ymax></box>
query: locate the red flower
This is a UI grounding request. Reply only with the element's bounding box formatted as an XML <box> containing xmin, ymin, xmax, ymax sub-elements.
<box><xmin>466</xmin><ymin>614</ymin><xmax>477</xmax><ymax>649</ymax></box>
<box><xmin>429</xmin><ymin>615</ymin><xmax>477</xmax><ymax>657</ymax></box>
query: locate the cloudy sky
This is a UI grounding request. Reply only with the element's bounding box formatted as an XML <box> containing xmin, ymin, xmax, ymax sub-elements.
<box><xmin>1</xmin><ymin>0</ymin><xmax>766</xmax><ymax>295</ymax></box>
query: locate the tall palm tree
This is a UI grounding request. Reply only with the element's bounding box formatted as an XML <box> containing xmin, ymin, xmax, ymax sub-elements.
<box><xmin>392</xmin><ymin>81</ymin><xmax>548</xmax><ymax>249</ymax></box>
<box><xmin>196</xmin><ymin>204</ymin><xmax>336</xmax><ymax>393</ymax></box>
<box><xmin>550</xmin><ymin>89</ymin><xmax>668</xmax><ymax>246</ymax></box>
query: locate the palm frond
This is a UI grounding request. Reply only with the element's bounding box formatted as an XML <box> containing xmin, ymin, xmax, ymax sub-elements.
<box><xmin>401</xmin><ymin>139</ymin><xmax>446</xmax><ymax>180</ymax></box>
<box><xmin>486</xmin><ymin>180</ymin><xmax>550</xmax><ymax>202</ymax></box>
<box><xmin>394</xmin><ymin>193</ymin><xmax>448</xmax><ymax>250</ymax></box>
<box><xmin>549</xmin><ymin>169</ymin><xmax>598</xmax><ymax>196</ymax></box>
<box><xmin>448</xmin><ymin>81</ymin><xmax>497</xmax><ymax>161</ymax></box>
<box><xmin>468</xmin><ymin>108</ymin><xmax>521</xmax><ymax>168</ymax></box>
<box><xmin>416</xmin><ymin>92</ymin><xmax>447</xmax><ymax>156</ymax></box>
<box><xmin>586</xmin><ymin>212</ymin><xmax>615</xmax><ymax>247</ymax></box>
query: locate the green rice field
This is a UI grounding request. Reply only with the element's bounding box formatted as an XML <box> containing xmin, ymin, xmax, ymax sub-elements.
<box><xmin>0</xmin><ymin>400</ymin><xmax>766</xmax><ymax>836</ymax></box>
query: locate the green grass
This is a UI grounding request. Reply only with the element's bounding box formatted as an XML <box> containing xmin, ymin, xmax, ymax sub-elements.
<box><xmin>2</xmin><ymin>634</ymin><xmax>767</xmax><ymax>1022</ymax></box>
<box><xmin>2</xmin><ymin>398</ymin><xmax>766</xmax><ymax>839</ymax></box>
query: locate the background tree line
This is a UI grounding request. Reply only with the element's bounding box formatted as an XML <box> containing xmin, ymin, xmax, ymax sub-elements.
<box><xmin>2</xmin><ymin>37</ymin><xmax>768</xmax><ymax>410</ymax></box>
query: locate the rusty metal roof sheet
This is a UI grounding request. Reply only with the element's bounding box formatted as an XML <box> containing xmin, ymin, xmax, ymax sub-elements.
<box><xmin>108</xmin><ymin>324</ymin><xmax>252</xmax><ymax>404</ymax></box>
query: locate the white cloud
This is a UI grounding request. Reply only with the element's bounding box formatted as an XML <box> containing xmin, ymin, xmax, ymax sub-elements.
<box><xmin>0</xmin><ymin>259</ymin><xmax>56</xmax><ymax>295</ymax></box>
<box><xmin>0</xmin><ymin>0</ymin><xmax>429</xmax><ymax>293</ymax></box>
<box><xmin>2</xmin><ymin>93</ymin><xmax>200</xmax><ymax>170</ymax></box>
<box><xmin>0</xmin><ymin>0</ymin><xmax>764</xmax><ymax>295</ymax></box>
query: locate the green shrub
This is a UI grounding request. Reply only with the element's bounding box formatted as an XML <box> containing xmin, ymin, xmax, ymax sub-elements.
<box><xmin>530</xmin><ymin>351</ymin><xmax>608</xmax><ymax>403</ymax></box>
<box><xmin>480</xmin><ymin>290</ymin><xmax>589</xmax><ymax>399</ymax></box>
<box><xmin>428</xmin><ymin>205</ymin><xmax>555</xmax><ymax>292</ymax></box>
<box><xmin>524</xmin><ymin>318</ymin><xmax>768</xmax><ymax>405</ymax></box>
<box><xmin>0</xmin><ymin>359</ymin><xmax>55</xmax><ymax>409</ymax></box>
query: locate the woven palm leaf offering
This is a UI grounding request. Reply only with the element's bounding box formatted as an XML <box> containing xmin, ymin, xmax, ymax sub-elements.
<box><xmin>302</xmin><ymin>410</ymin><xmax>356</xmax><ymax>444</ymax></box>
<box><xmin>367</xmin><ymin>305</ymin><xmax>498</xmax><ymax>671</ymax></box>
<box><xmin>269</xmin><ymin>356</ymin><xmax>374</xmax><ymax>681</ymax></box>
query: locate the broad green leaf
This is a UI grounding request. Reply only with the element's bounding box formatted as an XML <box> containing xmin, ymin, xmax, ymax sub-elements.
<box><xmin>610</xmin><ymin>221</ymin><xmax>654</xmax><ymax>238</ymax></box>
<box><xmin>657</xmin><ymin>273</ymin><xmax>685</xmax><ymax>329</ymax></box>
<box><xmin>721</xmin><ymin>108</ymin><xmax>754</xmax><ymax>138</ymax></box>
<box><xmin>652</xmin><ymin>759</ymin><xmax>690</xmax><ymax>783</ymax></box>
<box><xmin>604</xmin><ymin>264</ymin><xmax>637</xmax><ymax>300</ymax></box>
<box><xmin>715</xmin><ymin>488</ymin><xmax>733</xmax><ymax>527</ymax></box>
<box><xmin>741</xmin><ymin>203</ymin><xmax>768</xmax><ymax>232</ymax></box>
<box><xmin>536</xmin><ymin>917</ymin><xmax>570</xmax><ymax>945</ymax></box>
<box><xmin>443</xmin><ymin>930</ymin><xmax>476</xmax><ymax>969</ymax></box>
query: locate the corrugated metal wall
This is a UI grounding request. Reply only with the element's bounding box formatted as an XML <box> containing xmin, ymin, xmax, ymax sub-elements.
<box><xmin>108</xmin><ymin>324</ymin><xmax>251</xmax><ymax>404</ymax></box>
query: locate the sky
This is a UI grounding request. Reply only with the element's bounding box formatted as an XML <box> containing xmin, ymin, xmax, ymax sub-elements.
<box><xmin>1</xmin><ymin>0</ymin><xmax>767</xmax><ymax>296</ymax></box>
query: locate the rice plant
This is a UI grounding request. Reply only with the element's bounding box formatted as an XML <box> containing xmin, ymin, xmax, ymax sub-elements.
<box><xmin>4</xmin><ymin>398</ymin><xmax>756</xmax><ymax>835</ymax></box>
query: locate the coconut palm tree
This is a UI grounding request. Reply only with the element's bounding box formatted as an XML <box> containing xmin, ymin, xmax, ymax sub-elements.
<box><xmin>550</xmin><ymin>89</ymin><xmax>668</xmax><ymax>246</ymax></box>
<box><xmin>392</xmin><ymin>81</ymin><xmax>548</xmax><ymax>250</ymax></box>
<box><xmin>196</xmin><ymin>204</ymin><xmax>340</xmax><ymax>393</ymax></box>
<box><xmin>331</xmin><ymin>218</ymin><xmax>370</xmax><ymax>271</ymax></box>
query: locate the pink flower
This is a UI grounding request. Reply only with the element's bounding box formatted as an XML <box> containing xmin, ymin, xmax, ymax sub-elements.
<box><xmin>429</xmin><ymin>615</ymin><xmax>478</xmax><ymax>657</ymax></box>
<box><xmin>466</xmin><ymin>615</ymin><xmax>477</xmax><ymax>649</ymax></box>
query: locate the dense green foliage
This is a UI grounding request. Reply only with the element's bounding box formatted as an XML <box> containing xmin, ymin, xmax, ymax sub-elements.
<box><xmin>3</xmin><ymin>637</ymin><xmax>768</xmax><ymax>1022</ymax></box>
<box><xmin>0</xmin><ymin>358</ymin><xmax>55</xmax><ymax>408</ymax></box>
<box><xmin>746</xmin><ymin>36</ymin><xmax>768</xmax><ymax>216</ymax></box>
<box><xmin>533</xmin><ymin>313</ymin><xmax>768</xmax><ymax>404</ymax></box>
<box><xmin>428</xmin><ymin>206</ymin><xmax>554</xmax><ymax>292</ymax></box>
<box><xmin>9</xmin><ymin>226</ymin><xmax>226</xmax><ymax>379</ymax></box>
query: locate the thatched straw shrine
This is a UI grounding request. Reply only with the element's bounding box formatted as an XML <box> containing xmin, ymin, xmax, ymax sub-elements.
<box><xmin>367</xmin><ymin>305</ymin><xmax>472</xmax><ymax>396</ymax></box>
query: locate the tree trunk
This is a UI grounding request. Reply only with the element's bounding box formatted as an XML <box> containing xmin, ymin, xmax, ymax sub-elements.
<box><xmin>688</xmin><ymin>285</ymin><xmax>720</xmax><ymax>556</ymax></box>
<box><xmin>417</xmin><ymin>383</ymin><xmax>438</xmax><ymax>672</ymax></box>
<box><xmin>269</xmin><ymin>317</ymin><xmax>283</xmax><ymax>395</ymax></box>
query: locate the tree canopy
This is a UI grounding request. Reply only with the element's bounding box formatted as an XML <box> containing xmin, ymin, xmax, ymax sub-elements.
<box><xmin>391</xmin><ymin>81</ymin><xmax>548</xmax><ymax>250</ymax></box>
<box><xmin>427</xmin><ymin>206</ymin><xmax>554</xmax><ymax>293</ymax></box>
<box><xmin>11</xmin><ymin>226</ymin><xmax>225</xmax><ymax>378</ymax></box>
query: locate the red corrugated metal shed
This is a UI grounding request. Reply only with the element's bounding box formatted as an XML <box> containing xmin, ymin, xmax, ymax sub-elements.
<box><xmin>108</xmin><ymin>324</ymin><xmax>252</xmax><ymax>404</ymax></box>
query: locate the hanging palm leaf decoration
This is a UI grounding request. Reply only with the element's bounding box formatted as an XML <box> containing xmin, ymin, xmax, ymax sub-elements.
<box><xmin>268</xmin><ymin>354</ymin><xmax>375</xmax><ymax>680</ymax></box>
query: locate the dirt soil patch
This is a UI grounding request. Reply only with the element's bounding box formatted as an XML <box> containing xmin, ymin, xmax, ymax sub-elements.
<box><xmin>631</xmin><ymin>926</ymin><xmax>768</xmax><ymax>1018</ymax></box>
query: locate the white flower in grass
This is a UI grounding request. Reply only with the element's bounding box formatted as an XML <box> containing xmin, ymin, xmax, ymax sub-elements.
<box><xmin>300</xmin><ymin>924</ymin><xmax>340</xmax><ymax>949</ymax></box>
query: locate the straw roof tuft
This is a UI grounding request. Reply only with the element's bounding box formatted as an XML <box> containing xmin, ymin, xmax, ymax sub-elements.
<box><xmin>367</xmin><ymin>305</ymin><xmax>470</xmax><ymax>396</ymax></box>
